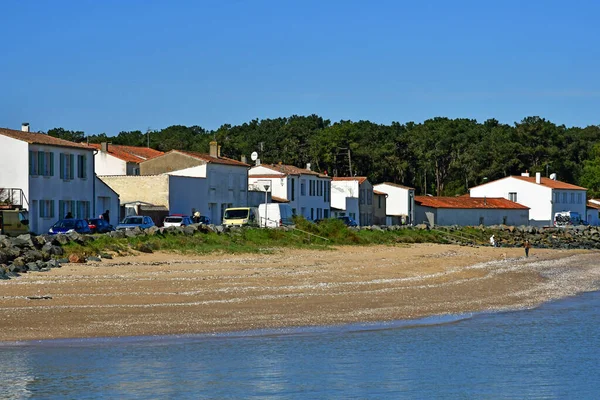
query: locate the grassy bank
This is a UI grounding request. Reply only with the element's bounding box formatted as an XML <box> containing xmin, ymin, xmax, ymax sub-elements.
<box><xmin>62</xmin><ymin>219</ymin><xmax>452</xmax><ymax>257</ymax></box>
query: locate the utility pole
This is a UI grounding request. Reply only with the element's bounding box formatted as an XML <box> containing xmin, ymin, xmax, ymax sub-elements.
<box><xmin>146</xmin><ymin>127</ymin><xmax>151</xmax><ymax>148</ymax></box>
<box><xmin>347</xmin><ymin>148</ymin><xmax>352</xmax><ymax>177</ymax></box>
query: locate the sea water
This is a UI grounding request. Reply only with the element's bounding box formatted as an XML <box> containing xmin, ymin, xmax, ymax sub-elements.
<box><xmin>1</xmin><ymin>291</ymin><xmax>600</xmax><ymax>399</ymax></box>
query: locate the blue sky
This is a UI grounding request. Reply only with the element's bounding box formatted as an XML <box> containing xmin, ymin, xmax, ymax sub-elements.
<box><xmin>1</xmin><ymin>0</ymin><xmax>599</xmax><ymax>135</ymax></box>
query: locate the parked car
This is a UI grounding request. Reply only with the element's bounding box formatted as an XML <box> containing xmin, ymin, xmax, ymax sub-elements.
<box><xmin>116</xmin><ymin>216</ymin><xmax>155</xmax><ymax>231</ymax></box>
<box><xmin>48</xmin><ymin>219</ymin><xmax>92</xmax><ymax>235</ymax></box>
<box><xmin>258</xmin><ymin>203</ymin><xmax>294</xmax><ymax>228</ymax></box>
<box><xmin>337</xmin><ymin>216</ymin><xmax>358</xmax><ymax>227</ymax></box>
<box><xmin>163</xmin><ymin>215</ymin><xmax>193</xmax><ymax>227</ymax></box>
<box><xmin>222</xmin><ymin>207</ymin><xmax>259</xmax><ymax>227</ymax></box>
<box><xmin>87</xmin><ymin>218</ymin><xmax>115</xmax><ymax>234</ymax></box>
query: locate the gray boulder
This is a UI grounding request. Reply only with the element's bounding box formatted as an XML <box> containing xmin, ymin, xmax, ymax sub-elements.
<box><xmin>13</xmin><ymin>234</ymin><xmax>35</xmax><ymax>248</ymax></box>
<box><xmin>42</xmin><ymin>242</ymin><xmax>64</xmax><ymax>256</ymax></box>
<box><xmin>183</xmin><ymin>226</ymin><xmax>196</xmax><ymax>236</ymax></box>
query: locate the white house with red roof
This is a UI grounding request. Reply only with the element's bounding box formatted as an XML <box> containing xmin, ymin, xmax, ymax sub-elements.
<box><xmin>414</xmin><ymin>196</ymin><xmax>529</xmax><ymax>227</ymax></box>
<box><xmin>0</xmin><ymin>124</ymin><xmax>115</xmax><ymax>234</ymax></box>
<box><xmin>90</xmin><ymin>142</ymin><xmax>164</xmax><ymax>175</ymax></box>
<box><xmin>248</xmin><ymin>163</ymin><xmax>331</xmax><ymax>221</ymax></box>
<box><xmin>331</xmin><ymin>177</ymin><xmax>373</xmax><ymax>225</ymax></box>
<box><xmin>373</xmin><ymin>182</ymin><xmax>415</xmax><ymax>225</ymax></box>
<box><xmin>469</xmin><ymin>172</ymin><xmax>587</xmax><ymax>226</ymax></box>
<box><xmin>587</xmin><ymin>199</ymin><xmax>600</xmax><ymax>226</ymax></box>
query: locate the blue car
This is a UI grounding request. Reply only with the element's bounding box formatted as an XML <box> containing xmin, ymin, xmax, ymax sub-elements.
<box><xmin>48</xmin><ymin>219</ymin><xmax>92</xmax><ymax>235</ymax></box>
<box><xmin>116</xmin><ymin>215</ymin><xmax>156</xmax><ymax>231</ymax></box>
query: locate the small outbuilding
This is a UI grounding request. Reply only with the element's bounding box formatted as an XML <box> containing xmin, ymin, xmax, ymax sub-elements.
<box><xmin>414</xmin><ymin>196</ymin><xmax>529</xmax><ymax>227</ymax></box>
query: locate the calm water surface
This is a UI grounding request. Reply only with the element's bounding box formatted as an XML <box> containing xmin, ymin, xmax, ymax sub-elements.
<box><xmin>1</xmin><ymin>291</ymin><xmax>600</xmax><ymax>399</ymax></box>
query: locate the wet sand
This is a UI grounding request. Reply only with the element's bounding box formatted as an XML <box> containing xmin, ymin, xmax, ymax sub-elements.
<box><xmin>1</xmin><ymin>244</ymin><xmax>599</xmax><ymax>342</ymax></box>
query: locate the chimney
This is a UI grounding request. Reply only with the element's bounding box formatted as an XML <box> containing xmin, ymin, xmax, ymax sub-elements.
<box><xmin>241</xmin><ymin>155</ymin><xmax>247</xmax><ymax>164</ymax></box>
<box><xmin>217</xmin><ymin>145</ymin><xmax>221</xmax><ymax>158</ymax></box>
<box><xmin>21</xmin><ymin>123</ymin><xmax>30</xmax><ymax>132</ymax></box>
<box><xmin>306</xmin><ymin>163</ymin><xmax>311</xmax><ymax>171</ymax></box>
<box><xmin>521</xmin><ymin>170</ymin><xmax>530</xmax><ymax>177</ymax></box>
<box><xmin>536</xmin><ymin>172</ymin><xmax>541</xmax><ymax>184</ymax></box>
<box><xmin>101</xmin><ymin>142</ymin><xmax>109</xmax><ymax>152</ymax></box>
<box><xmin>209</xmin><ymin>141</ymin><xmax>218</xmax><ymax>158</ymax></box>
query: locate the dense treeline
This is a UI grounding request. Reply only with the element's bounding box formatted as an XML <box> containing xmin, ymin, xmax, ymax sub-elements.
<box><xmin>47</xmin><ymin>116</ymin><xmax>600</xmax><ymax>197</ymax></box>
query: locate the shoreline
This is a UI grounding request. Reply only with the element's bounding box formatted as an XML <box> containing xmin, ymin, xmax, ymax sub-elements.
<box><xmin>1</xmin><ymin>244</ymin><xmax>599</xmax><ymax>342</ymax></box>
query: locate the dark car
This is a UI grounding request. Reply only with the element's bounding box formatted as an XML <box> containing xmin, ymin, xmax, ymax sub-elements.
<box><xmin>87</xmin><ymin>218</ymin><xmax>115</xmax><ymax>234</ymax></box>
<box><xmin>48</xmin><ymin>219</ymin><xmax>92</xmax><ymax>235</ymax></box>
<box><xmin>337</xmin><ymin>216</ymin><xmax>358</xmax><ymax>227</ymax></box>
<box><xmin>116</xmin><ymin>215</ymin><xmax>155</xmax><ymax>231</ymax></box>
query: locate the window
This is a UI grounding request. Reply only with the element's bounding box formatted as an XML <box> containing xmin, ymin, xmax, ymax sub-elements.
<box><xmin>77</xmin><ymin>154</ymin><xmax>87</xmax><ymax>179</ymax></box>
<box><xmin>509</xmin><ymin>192</ymin><xmax>517</xmax><ymax>202</ymax></box>
<box><xmin>76</xmin><ymin>201</ymin><xmax>90</xmax><ymax>219</ymax></box>
<box><xmin>58</xmin><ymin>200</ymin><xmax>75</xmax><ymax>220</ymax></box>
<box><xmin>360</xmin><ymin>189</ymin><xmax>365</xmax><ymax>204</ymax></box>
<box><xmin>554</xmin><ymin>192</ymin><xmax>560</xmax><ymax>204</ymax></box>
<box><xmin>301</xmin><ymin>180</ymin><xmax>306</xmax><ymax>196</ymax></box>
<box><xmin>578</xmin><ymin>193</ymin><xmax>582</xmax><ymax>204</ymax></box>
<box><xmin>324</xmin><ymin>209</ymin><xmax>329</xmax><ymax>218</ymax></box>
<box><xmin>562</xmin><ymin>193</ymin><xmax>567</xmax><ymax>203</ymax></box>
<box><xmin>378</xmin><ymin>196</ymin><xmax>382</xmax><ymax>208</ymax></box>
<box><xmin>310</xmin><ymin>208</ymin><xmax>314</xmax><ymax>220</ymax></box>
<box><xmin>39</xmin><ymin>200</ymin><xmax>55</xmax><ymax>218</ymax></box>
<box><xmin>291</xmin><ymin>179</ymin><xmax>295</xmax><ymax>201</ymax></box>
<box><xmin>317</xmin><ymin>208</ymin><xmax>322</xmax><ymax>219</ymax></box>
<box><xmin>29</xmin><ymin>151</ymin><xmax>54</xmax><ymax>176</ymax></box>
<box><xmin>570</xmin><ymin>193</ymin><xmax>575</xmax><ymax>204</ymax></box>
<box><xmin>60</xmin><ymin>153</ymin><xmax>75</xmax><ymax>180</ymax></box>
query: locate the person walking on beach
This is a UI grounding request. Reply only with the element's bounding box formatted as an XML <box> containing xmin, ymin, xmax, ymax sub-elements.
<box><xmin>524</xmin><ymin>239</ymin><xmax>532</xmax><ymax>257</ymax></box>
<box><xmin>102</xmin><ymin>210</ymin><xmax>110</xmax><ymax>224</ymax></box>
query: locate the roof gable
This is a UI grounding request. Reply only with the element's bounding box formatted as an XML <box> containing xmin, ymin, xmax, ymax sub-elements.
<box><xmin>415</xmin><ymin>196</ymin><xmax>529</xmax><ymax>210</ymax></box>
<box><xmin>0</xmin><ymin>127</ymin><xmax>92</xmax><ymax>150</ymax></box>
<box><xmin>470</xmin><ymin>175</ymin><xmax>586</xmax><ymax>191</ymax></box>
<box><xmin>332</xmin><ymin>176</ymin><xmax>368</xmax><ymax>184</ymax></box>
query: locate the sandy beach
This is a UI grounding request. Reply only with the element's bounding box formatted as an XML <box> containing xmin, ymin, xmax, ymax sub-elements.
<box><xmin>1</xmin><ymin>243</ymin><xmax>599</xmax><ymax>342</ymax></box>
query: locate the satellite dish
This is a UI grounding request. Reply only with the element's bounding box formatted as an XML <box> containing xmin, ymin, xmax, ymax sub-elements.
<box><xmin>251</xmin><ymin>152</ymin><xmax>258</xmax><ymax>161</ymax></box>
<box><xmin>550</xmin><ymin>173</ymin><xmax>557</xmax><ymax>180</ymax></box>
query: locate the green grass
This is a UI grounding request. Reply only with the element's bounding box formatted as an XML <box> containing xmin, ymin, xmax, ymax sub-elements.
<box><xmin>61</xmin><ymin>219</ymin><xmax>474</xmax><ymax>258</ymax></box>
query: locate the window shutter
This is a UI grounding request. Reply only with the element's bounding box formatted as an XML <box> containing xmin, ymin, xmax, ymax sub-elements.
<box><xmin>69</xmin><ymin>154</ymin><xmax>75</xmax><ymax>179</ymax></box>
<box><xmin>29</xmin><ymin>151</ymin><xmax>34</xmax><ymax>175</ymax></box>
<box><xmin>38</xmin><ymin>152</ymin><xmax>43</xmax><ymax>176</ymax></box>
<box><xmin>50</xmin><ymin>153</ymin><xmax>55</xmax><ymax>176</ymax></box>
<box><xmin>83</xmin><ymin>155</ymin><xmax>87</xmax><ymax>179</ymax></box>
<box><xmin>60</xmin><ymin>154</ymin><xmax>65</xmax><ymax>179</ymax></box>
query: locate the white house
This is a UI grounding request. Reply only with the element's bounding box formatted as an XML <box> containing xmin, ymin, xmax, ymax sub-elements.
<box><xmin>90</xmin><ymin>142</ymin><xmax>164</xmax><ymax>176</ymax></box>
<box><xmin>331</xmin><ymin>177</ymin><xmax>374</xmax><ymax>225</ymax></box>
<box><xmin>0</xmin><ymin>124</ymin><xmax>96</xmax><ymax>234</ymax></box>
<box><xmin>139</xmin><ymin>143</ymin><xmax>250</xmax><ymax>224</ymax></box>
<box><xmin>469</xmin><ymin>172</ymin><xmax>587</xmax><ymax>226</ymax></box>
<box><xmin>248</xmin><ymin>163</ymin><xmax>331</xmax><ymax>221</ymax></box>
<box><xmin>373</xmin><ymin>182</ymin><xmax>415</xmax><ymax>225</ymax></box>
<box><xmin>414</xmin><ymin>196</ymin><xmax>530</xmax><ymax>227</ymax></box>
<box><xmin>94</xmin><ymin>176</ymin><xmax>120</xmax><ymax>224</ymax></box>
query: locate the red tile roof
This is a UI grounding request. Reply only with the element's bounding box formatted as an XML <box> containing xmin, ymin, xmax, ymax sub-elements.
<box><xmin>89</xmin><ymin>143</ymin><xmax>164</xmax><ymax>163</ymax></box>
<box><xmin>587</xmin><ymin>201</ymin><xmax>600</xmax><ymax>210</ymax></box>
<box><xmin>0</xmin><ymin>127</ymin><xmax>92</xmax><ymax>150</ymax></box>
<box><xmin>373</xmin><ymin>190</ymin><xmax>387</xmax><ymax>196</ymax></box>
<box><xmin>375</xmin><ymin>182</ymin><xmax>415</xmax><ymax>190</ymax></box>
<box><xmin>258</xmin><ymin>164</ymin><xmax>322</xmax><ymax>176</ymax></box>
<box><xmin>332</xmin><ymin>176</ymin><xmax>368</xmax><ymax>184</ymax></box>
<box><xmin>170</xmin><ymin>150</ymin><xmax>250</xmax><ymax>167</ymax></box>
<box><xmin>415</xmin><ymin>196</ymin><xmax>529</xmax><ymax>210</ymax></box>
<box><xmin>271</xmin><ymin>196</ymin><xmax>290</xmax><ymax>203</ymax></box>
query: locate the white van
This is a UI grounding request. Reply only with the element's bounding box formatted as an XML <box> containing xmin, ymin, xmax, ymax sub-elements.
<box><xmin>258</xmin><ymin>203</ymin><xmax>294</xmax><ymax>228</ymax></box>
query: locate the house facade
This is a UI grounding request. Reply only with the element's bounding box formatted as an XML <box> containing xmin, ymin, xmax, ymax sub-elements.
<box><xmin>138</xmin><ymin>143</ymin><xmax>249</xmax><ymax>224</ymax></box>
<box><xmin>0</xmin><ymin>125</ymin><xmax>96</xmax><ymax>234</ymax></box>
<box><xmin>90</xmin><ymin>142</ymin><xmax>164</xmax><ymax>176</ymax></box>
<box><xmin>587</xmin><ymin>200</ymin><xmax>600</xmax><ymax>226</ymax></box>
<box><xmin>373</xmin><ymin>190</ymin><xmax>387</xmax><ymax>225</ymax></box>
<box><xmin>331</xmin><ymin>177</ymin><xmax>374</xmax><ymax>225</ymax></box>
<box><xmin>100</xmin><ymin>175</ymin><xmax>207</xmax><ymax>225</ymax></box>
<box><xmin>414</xmin><ymin>196</ymin><xmax>530</xmax><ymax>227</ymax></box>
<box><xmin>469</xmin><ymin>172</ymin><xmax>587</xmax><ymax>226</ymax></box>
<box><xmin>373</xmin><ymin>182</ymin><xmax>415</xmax><ymax>225</ymax></box>
<box><xmin>95</xmin><ymin>176</ymin><xmax>120</xmax><ymax>224</ymax></box>
<box><xmin>248</xmin><ymin>163</ymin><xmax>331</xmax><ymax>221</ymax></box>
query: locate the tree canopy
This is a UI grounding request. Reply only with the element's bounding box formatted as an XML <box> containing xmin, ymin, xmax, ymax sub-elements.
<box><xmin>46</xmin><ymin>115</ymin><xmax>600</xmax><ymax>197</ymax></box>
